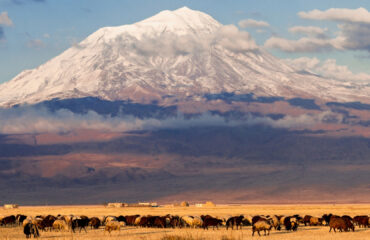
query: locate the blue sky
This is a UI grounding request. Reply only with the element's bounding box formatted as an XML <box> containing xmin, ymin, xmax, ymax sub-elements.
<box><xmin>1</xmin><ymin>0</ymin><xmax>370</xmax><ymax>83</ymax></box>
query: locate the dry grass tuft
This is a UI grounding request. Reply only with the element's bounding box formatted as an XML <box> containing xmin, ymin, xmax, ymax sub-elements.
<box><xmin>161</xmin><ymin>234</ymin><xmax>205</xmax><ymax>240</ymax></box>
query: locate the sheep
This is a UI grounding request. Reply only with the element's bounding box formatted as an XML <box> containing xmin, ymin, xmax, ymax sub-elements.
<box><xmin>279</xmin><ymin>216</ymin><xmax>286</xmax><ymax>226</ymax></box>
<box><xmin>303</xmin><ymin>215</ymin><xmax>312</xmax><ymax>226</ymax></box>
<box><xmin>52</xmin><ymin>219</ymin><xmax>68</xmax><ymax>231</ymax></box>
<box><xmin>71</xmin><ymin>217</ymin><xmax>90</xmax><ymax>233</ymax></box>
<box><xmin>192</xmin><ymin>216</ymin><xmax>203</xmax><ymax>228</ymax></box>
<box><xmin>252</xmin><ymin>216</ymin><xmax>264</xmax><ymax>225</ymax></box>
<box><xmin>181</xmin><ymin>216</ymin><xmax>194</xmax><ymax>228</ymax></box>
<box><xmin>242</xmin><ymin>215</ymin><xmax>253</xmax><ymax>226</ymax></box>
<box><xmin>284</xmin><ymin>217</ymin><xmax>298</xmax><ymax>231</ymax></box>
<box><xmin>169</xmin><ymin>215</ymin><xmax>182</xmax><ymax>228</ymax></box>
<box><xmin>22</xmin><ymin>218</ymin><xmax>33</xmax><ymax>228</ymax></box>
<box><xmin>252</xmin><ymin>219</ymin><xmax>272</xmax><ymax>236</ymax></box>
<box><xmin>329</xmin><ymin>217</ymin><xmax>347</xmax><ymax>232</ymax></box>
<box><xmin>226</xmin><ymin>215</ymin><xmax>244</xmax><ymax>230</ymax></box>
<box><xmin>61</xmin><ymin>215</ymin><xmax>73</xmax><ymax>229</ymax></box>
<box><xmin>202</xmin><ymin>217</ymin><xmax>222</xmax><ymax>230</ymax></box>
<box><xmin>164</xmin><ymin>215</ymin><xmax>171</xmax><ymax>226</ymax></box>
<box><xmin>104</xmin><ymin>216</ymin><xmax>117</xmax><ymax>225</ymax></box>
<box><xmin>125</xmin><ymin>215</ymin><xmax>140</xmax><ymax>226</ymax></box>
<box><xmin>269</xmin><ymin>215</ymin><xmax>281</xmax><ymax>230</ymax></box>
<box><xmin>221</xmin><ymin>215</ymin><xmax>232</xmax><ymax>226</ymax></box>
<box><xmin>1</xmin><ymin>215</ymin><xmax>16</xmax><ymax>226</ymax></box>
<box><xmin>354</xmin><ymin>216</ymin><xmax>369</xmax><ymax>228</ymax></box>
<box><xmin>98</xmin><ymin>216</ymin><xmax>105</xmax><ymax>225</ymax></box>
<box><xmin>89</xmin><ymin>217</ymin><xmax>101</xmax><ymax>229</ymax></box>
<box><xmin>29</xmin><ymin>218</ymin><xmax>43</xmax><ymax>230</ymax></box>
<box><xmin>134</xmin><ymin>216</ymin><xmax>142</xmax><ymax>225</ymax></box>
<box><xmin>16</xmin><ymin>214</ymin><xmax>27</xmax><ymax>226</ymax></box>
<box><xmin>23</xmin><ymin>222</ymin><xmax>40</xmax><ymax>238</ymax></box>
<box><xmin>105</xmin><ymin>221</ymin><xmax>124</xmax><ymax>234</ymax></box>
<box><xmin>309</xmin><ymin>217</ymin><xmax>321</xmax><ymax>226</ymax></box>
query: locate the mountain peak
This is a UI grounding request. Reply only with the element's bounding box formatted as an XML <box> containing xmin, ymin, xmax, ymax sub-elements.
<box><xmin>137</xmin><ymin>6</ymin><xmax>221</xmax><ymax>35</ymax></box>
<box><xmin>174</xmin><ymin>6</ymin><xmax>193</xmax><ymax>12</ymax></box>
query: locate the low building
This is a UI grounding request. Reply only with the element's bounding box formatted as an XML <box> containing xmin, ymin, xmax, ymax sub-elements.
<box><xmin>138</xmin><ymin>202</ymin><xmax>158</xmax><ymax>207</ymax></box>
<box><xmin>107</xmin><ymin>202</ymin><xmax>126</xmax><ymax>208</ymax></box>
<box><xmin>3</xmin><ymin>204</ymin><xmax>19</xmax><ymax>209</ymax></box>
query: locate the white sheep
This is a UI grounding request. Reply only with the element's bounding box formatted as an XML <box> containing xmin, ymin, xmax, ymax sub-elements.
<box><xmin>252</xmin><ymin>219</ymin><xmax>272</xmax><ymax>236</ymax></box>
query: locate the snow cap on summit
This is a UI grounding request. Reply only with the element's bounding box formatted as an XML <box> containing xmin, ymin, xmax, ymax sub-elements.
<box><xmin>138</xmin><ymin>6</ymin><xmax>221</xmax><ymax>34</ymax></box>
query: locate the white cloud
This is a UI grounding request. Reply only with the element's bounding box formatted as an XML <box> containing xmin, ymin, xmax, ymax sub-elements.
<box><xmin>298</xmin><ymin>7</ymin><xmax>370</xmax><ymax>24</ymax></box>
<box><xmin>267</xmin><ymin>8</ymin><xmax>370</xmax><ymax>53</ymax></box>
<box><xmin>0</xmin><ymin>106</ymin><xmax>339</xmax><ymax>134</ymax></box>
<box><xmin>0</xmin><ymin>12</ymin><xmax>13</xmax><ymax>26</ymax></box>
<box><xmin>213</xmin><ymin>25</ymin><xmax>258</xmax><ymax>52</ymax></box>
<box><xmin>264</xmin><ymin>36</ymin><xmax>338</xmax><ymax>52</ymax></box>
<box><xmin>284</xmin><ymin>57</ymin><xmax>370</xmax><ymax>83</ymax></box>
<box><xmin>238</xmin><ymin>19</ymin><xmax>270</xmax><ymax>28</ymax></box>
<box><xmin>336</xmin><ymin>23</ymin><xmax>370</xmax><ymax>51</ymax></box>
<box><xmin>115</xmin><ymin>24</ymin><xmax>258</xmax><ymax>57</ymax></box>
<box><xmin>284</xmin><ymin>57</ymin><xmax>321</xmax><ymax>70</ymax></box>
<box><xmin>297</xmin><ymin>8</ymin><xmax>370</xmax><ymax>52</ymax></box>
<box><xmin>289</xmin><ymin>26</ymin><xmax>328</xmax><ymax>38</ymax></box>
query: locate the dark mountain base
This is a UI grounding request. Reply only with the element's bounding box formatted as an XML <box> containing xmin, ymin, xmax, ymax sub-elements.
<box><xmin>0</xmin><ymin>126</ymin><xmax>369</xmax><ymax>205</ymax></box>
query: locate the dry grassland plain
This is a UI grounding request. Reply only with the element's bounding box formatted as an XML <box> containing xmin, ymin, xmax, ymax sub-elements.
<box><xmin>0</xmin><ymin>204</ymin><xmax>369</xmax><ymax>240</ymax></box>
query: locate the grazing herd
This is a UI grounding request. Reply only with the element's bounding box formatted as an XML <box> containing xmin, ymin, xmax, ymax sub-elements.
<box><xmin>0</xmin><ymin>212</ymin><xmax>369</xmax><ymax>238</ymax></box>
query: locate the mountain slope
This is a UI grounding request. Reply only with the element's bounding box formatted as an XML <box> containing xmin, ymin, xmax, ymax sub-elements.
<box><xmin>0</xmin><ymin>7</ymin><xmax>369</xmax><ymax>107</ymax></box>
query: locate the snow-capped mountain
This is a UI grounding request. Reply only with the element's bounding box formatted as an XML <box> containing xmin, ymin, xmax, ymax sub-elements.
<box><xmin>0</xmin><ymin>6</ymin><xmax>369</xmax><ymax>107</ymax></box>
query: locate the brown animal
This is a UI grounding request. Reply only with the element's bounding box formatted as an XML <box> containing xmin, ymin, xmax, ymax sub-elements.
<box><xmin>89</xmin><ymin>217</ymin><xmax>101</xmax><ymax>229</ymax></box>
<box><xmin>39</xmin><ymin>217</ymin><xmax>55</xmax><ymax>232</ymax></box>
<box><xmin>204</xmin><ymin>218</ymin><xmax>222</xmax><ymax>230</ymax></box>
<box><xmin>343</xmin><ymin>218</ymin><xmax>355</xmax><ymax>232</ymax></box>
<box><xmin>303</xmin><ymin>215</ymin><xmax>312</xmax><ymax>226</ymax></box>
<box><xmin>116</xmin><ymin>215</ymin><xmax>126</xmax><ymax>223</ymax></box>
<box><xmin>284</xmin><ymin>217</ymin><xmax>298</xmax><ymax>231</ymax></box>
<box><xmin>71</xmin><ymin>218</ymin><xmax>90</xmax><ymax>233</ymax></box>
<box><xmin>203</xmin><ymin>217</ymin><xmax>222</xmax><ymax>230</ymax></box>
<box><xmin>153</xmin><ymin>216</ymin><xmax>167</xmax><ymax>228</ymax></box>
<box><xmin>23</xmin><ymin>222</ymin><xmax>40</xmax><ymax>238</ymax></box>
<box><xmin>138</xmin><ymin>216</ymin><xmax>150</xmax><ymax>227</ymax></box>
<box><xmin>169</xmin><ymin>216</ymin><xmax>182</xmax><ymax>228</ymax></box>
<box><xmin>252</xmin><ymin>216</ymin><xmax>264</xmax><ymax>225</ymax></box>
<box><xmin>252</xmin><ymin>219</ymin><xmax>272</xmax><ymax>236</ymax></box>
<box><xmin>322</xmin><ymin>214</ymin><xmax>332</xmax><ymax>226</ymax></box>
<box><xmin>125</xmin><ymin>215</ymin><xmax>140</xmax><ymax>226</ymax></box>
<box><xmin>309</xmin><ymin>217</ymin><xmax>321</xmax><ymax>226</ymax></box>
<box><xmin>354</xmin><ymin>216</ymin><xmax>369</xmax><ymax>228</ymax></box>
<box><xmin>1</xmin><ymin>215</ymin><xmax>16</xmax><ymax>226</ymax></box>
<box><xmin>16</xmin><ymin>214</ymin><xmax>27</xmax><ymax>226</ymax></box>
<box><xmin>226</xmin><ymin>215</ymin><xmax>244</xmax><ymax>230</ymax></box>
<box><xmin>329</xmin><ymin>217</ymin><xmax>354</xmax><ymax>232</ymax></box>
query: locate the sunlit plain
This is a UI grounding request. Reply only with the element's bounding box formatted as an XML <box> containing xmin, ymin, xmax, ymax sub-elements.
<box><xmin>0</xmin><ymin>204</ymin><xmax>369</xmax><ymax>239</ymax></box>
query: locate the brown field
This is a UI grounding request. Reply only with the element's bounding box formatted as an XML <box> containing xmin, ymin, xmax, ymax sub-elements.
<box><xmin>0</xmin><ymin>204</ymin><xmax>369</xmax><ymax>239</ymax></box>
